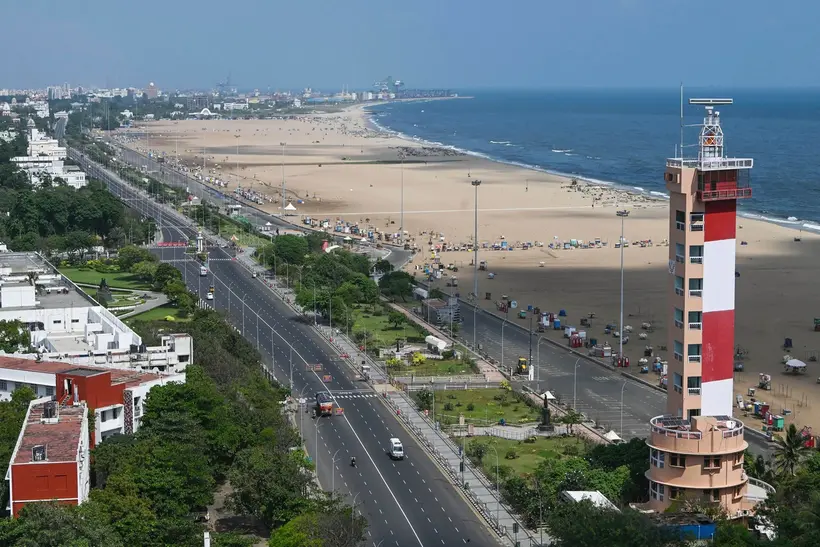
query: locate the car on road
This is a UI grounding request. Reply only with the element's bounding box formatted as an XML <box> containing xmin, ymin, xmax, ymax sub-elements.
<box><xmin>388</xmin><ymin>437</ymin><xmax>404</xmax><ymax>460</ymax></box>
<box><xmin>206</xmin><ymin>292</ymin><xmax>213</xmax><ymax>300</ymax></box>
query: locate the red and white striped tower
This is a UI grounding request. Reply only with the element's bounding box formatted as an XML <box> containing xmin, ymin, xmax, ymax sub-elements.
<box><xmin>646</xmin><ymin>98</ymin><xmax>764</xmax><ymax>515</ymax></box>
<box><xmin>663</xmin><ymin>98</ymin><xmax>753</xmax><ymax>419</ymax></box>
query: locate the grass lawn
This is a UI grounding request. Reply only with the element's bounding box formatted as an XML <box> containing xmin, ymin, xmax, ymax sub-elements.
<box><xmin>352</xmin><ymin>307</ymin><xmax>426</xmax><ymax>348</ymax></box>
<box><xmin>430</xmin><ymin>389</ymin><xmax>541</xmax><ymax>426</ymax></box>
<box><xmin>390</xmin><ymin>358</ymin><xmax>478</xmax><ymax>376</ymax></box>
<box><xmin>472</xmin><ymin>436</ymin><xmax>583</xmax><ymax>477</ymax></box>
<box><xmin>61</xmin><ymin>267</ymin><xmax>152</xmax><ymax>290</ymax></box>
<box><xmin>126</xmin><ymin>304</ymin><xmax>189</xmax><ymax>323</ymax></box>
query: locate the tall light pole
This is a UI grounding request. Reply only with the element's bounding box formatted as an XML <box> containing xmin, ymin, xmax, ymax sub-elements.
<box><xmin>536</xmin><ymin>336</ymin><xmax>549</xmax><ymax>396</ymax></box>
<box><xmin>572</xmin><ymin>358</ymin><xmax>581</xmax><ymax>411</ymax></box>
<box><xmin>616</xmin><ymin>209</ymin><xmax>630</xmax><ymax>361</ymax></box>
<box><xmin>234</xmin><ymin>132</ymin><xmax>241</xmax><ymax>187</ymax></box>
<box><xmin>501</xmin><ymin>320</ymin><xmax>507</xmax><ymax>372</ymax></box>
<box><xmin>399</xmin><ymin>152</ymin><xmax>405</xmax><ymax>244</ymax></box>
<box><xmin>280</xmin><ymin>142</ymin><xmax>287</xmax><ymax>214</ymax></box>
<box><xmin>471</xmin><ymin>179</ymin><xmax>482</xmax><ymax>348</ymax></box>
<box><xmin>331</xmin><ymin>449</ymin><xmax>341</xmax><ymax>494</ymax></box>
<box><xmin>314</xmin><ymin>419</ymin><xmax>323</xmax><ymax>479</ymax></box>
<box><xmin>289</xmin><ymin>345</ymin><xmax>294</xmax><ymax>390</ymax></box>
<box><xmin>620</xmin><ymin>380</ymin><xmax>627</xmax><ymax>437</ymax></box>
<box><xmin>489</xmin><ymin>443</ymin><xmax>500</xmax><ymax>526</ymax></box>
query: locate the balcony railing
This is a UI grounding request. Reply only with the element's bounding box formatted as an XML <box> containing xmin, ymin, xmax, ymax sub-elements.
<box><xmin>676</xmin><ymin>221</ymin><xmax>685</xmax><ymax>231</ymax></box>
<box><xmin>666</xmin><ymin>157</ymin><xmax>754</xmax><ymax>171</ymax></box>
<box><xmin>688</xmin><ymin>355</ymin><xmax>702</xmax><ymax>363</ymax></box>
<box><xmin>676</xmin><ymin>255</ymin><xmax>685</xmax><ymax>263</ymax></box>
<box><xmin>690</xmin><ymin>223</ymin><xmax>704</xmax><ymax>232</ymax></box>
<box><xmin>689</xmin><ymin>289</ymin><xmax>703</xmax><ymax>297</ymax></box>
<box><xmin>698</xmin><ymin>187</ymin><xmax>753</xmax><ymax>201</ymax></box>
<box><xmin>674</xmin><ymin>320</ymin><xmax>684</xmax><ymax>328</ymax></box>
<box><xmin>689</xmin><ymin>322</ymin><xmax>702</xmax><ymax>330</ymax></box>
<box><xmin>688</xmin><ymin>387</ymin><xmax>701</xmax><ymax>395</ymax></box>
<box><xmin>690</xmin><ymin>256</ymin><xmax>703</xmax><ymax>264</ymax></box>
<box><xmin>675</xmin><ymin>288</ymin><xmax>684</xmax><ymax>296</ymax></box>
<box><xmin>674</xmin><ymin>352</ymin><xmax>683</xmax><ymax>361</ymax></box>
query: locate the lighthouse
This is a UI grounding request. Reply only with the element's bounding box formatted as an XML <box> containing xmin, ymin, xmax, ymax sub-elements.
<box><xmin>645</xmin><ymin>98</ymin><xmax>773</xmax><ymax>515</ymax></box>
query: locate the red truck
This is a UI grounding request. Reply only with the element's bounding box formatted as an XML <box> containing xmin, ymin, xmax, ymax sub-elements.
<box><xmin>315</xmin><ymin>392</ymin><xmax>334</xmax><ymax>417</ymax></box>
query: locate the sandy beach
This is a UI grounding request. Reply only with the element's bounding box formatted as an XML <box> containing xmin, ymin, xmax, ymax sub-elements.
<box><xmin>116</xmin><ymin>105</ymin><xmax>820</xmax><ymax>434</ymax></box>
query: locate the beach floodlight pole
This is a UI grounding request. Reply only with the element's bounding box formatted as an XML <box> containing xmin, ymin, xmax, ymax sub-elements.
<box><xmin>620</xmin><ymin>380</ymin><xmax>627</xmax><ymax>436</ymax></box>
<box><xmin>616</xmin><ymin>210</ymin><xmax>630</xmax><ymax>362</ymax></box>
<box><xmin>501</xmin><ymin>320</ymin><xmax>507</xmax><ymax>372</ymax></box>
<box><xmin>400</xmin><ymin>152</ymin><xmax>405</xmax><ymax>244</ymax></box>
<box><xmin>471</xmin><ymin>179</ymin><xmax>482</xmax><ymax>348</ymax></box>
<box><xmin>573</xmin><ymin>358</ymin><xmax>581</xmax><ymax>411</ymax></box>
<box><xmin>280</xmin><ymin>142</ymin><xmax>287</xmax><ymax>214</ymax></box>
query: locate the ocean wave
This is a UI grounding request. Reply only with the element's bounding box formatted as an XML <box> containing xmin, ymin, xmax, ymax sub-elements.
<box><xmin>633</xmin><ymin>186</ymin><xmax>645</xmax><ymax>192</ymax></box>
<box><xmin>803</xmin><ymin>223</ymin><xmax>820</xmax><ymax>231</ymax></box>
<box><xmin>490</xmin><ymin>140</ymin><xmax>511</xmax><ymax>145</ymax></box>
<box><xmin>551</xmin><ymin>149</ymin><xmax>572</xmax><ymax>153</ymax></box>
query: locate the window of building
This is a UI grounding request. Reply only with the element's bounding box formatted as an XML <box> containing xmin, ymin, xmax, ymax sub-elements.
<box><xmin>651</xmin><ymin>448</ymin><xmax>665</xmax><ymax>468</ymax></box>
<box><xmin>674</xmin><ymin>308</ymin><xmax>684</xmax><ymax>328</ymax></box>
<box><xmin>687</xmin><ymin>408</ymin><xmax>701</xmax><ymax>420</ymax></box>
<box><xmin>71</xmin><ymin>318</ymin><xmax>80</xmax><ymax>323</ymax></box>
<box><xmin>650</xmin><ymin>481</ymin><xmax>665</xmax><ymax>502</ymax></box>
<box><xmin>669</xmin><ymin>487</ymin><xmax>682</xmax><ymax>500</ymax></box>
<box><xmin>0</xmin><ymin>380</ymin><xmax>7</xmax><ymax>391</ymax></box>
<box><xmin>675</xmin><ymin>243</ymin><xmax>685</xmax><ymax>263</ymax></box>
<box><xmin>688</xmin><ymin>311</ymin><xmax>702</xmax><ymax>329</ymax></box>
<box><xmin>690</xmin><ymin>245</ymin><xmax>704</xmax><ymax>264</ymax></box>
<box><xmin>673</xmin><ymin>372</ymin><xmax>683</xmax><ymax>394</ymax></box>
<box><xmin>733</xmin><ymin>486</ymin><xmax>743</xmax><ymax>499</ymax></box>
<box><xmin>52</xmin><ymin>319</ymin><xmax>62</xmax><ymax>325</ymax></box>
<box><xmin>675</xmin><ymin>276</ymin><xmax>684</xmax><ymax>296</ymax></box>
<box><xmin>689</xmin><ymin>277</ymin><xmax>703</xmax><ymax>297</ymax></box>
<box><xmin>703</xmin><ymin>489</ymin><xmax>720</xmax><ymax>502</ymax></box>
<box><xmin>674</xmin><ymin>341</ymin><xmax>683</xmax><ymax>362</ymax></box>
<box><xmin>704</xmin><ymin>456</ymin><xmax>721</xmax><ymax>469</ymax></box>
<box><xmin>687</xmin><ymin>344</ymin><xmax>702</xmax><ymax>363</ymax></box>
<box><xmin>670</xmin><ymin>453</ymin><xmax>687</xmax><ymax>468</ymax></box>
<box><xmin>675</xmin><ymin>210</ymin><xmax>685</xmax><ymax>231</ymax></box>
<box><xmin>732</xmin><ymin>452</ymin><xmax>744</xmax><ymax>467</ymax></box>
<box><xmin>690</xmin><ymin>212</ymin><xmax>704</xmax><ymax>231</ymax></box>
<box><xmin>687</xmin><ymin>376</ymin><xmax>701</xmax><ymax>395</ymax></box>
<box><xmin>45</xmin><ymin>386</ymin><xmax>54</xmax><ymax>396</ymax></box>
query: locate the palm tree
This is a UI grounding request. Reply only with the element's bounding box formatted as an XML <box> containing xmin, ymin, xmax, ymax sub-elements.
<box><xmin>773</xmin><ymin>423</ymin><xmax>809</xmax><ymax>477</ymax></box>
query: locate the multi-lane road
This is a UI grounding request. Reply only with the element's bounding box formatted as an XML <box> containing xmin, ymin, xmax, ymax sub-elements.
<box><xmin>75</xmin><ymin>151</ymin><xmax>502</xmax><ymax>546</ymax></box>
<box><xmin>454</xmin><ymin>303</ymin><xmax>773</xmax><ymax>455</ymax></box>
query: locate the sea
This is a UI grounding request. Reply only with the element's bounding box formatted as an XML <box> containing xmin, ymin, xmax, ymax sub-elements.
<box><xmin>366</xmin><ymin>89</ymin><xmax>820</xmax><ymax>230</ymax></box>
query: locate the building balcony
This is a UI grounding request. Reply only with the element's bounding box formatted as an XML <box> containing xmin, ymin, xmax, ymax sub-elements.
<box><xmin>666</xmin><ymin>157</ymin><xmax>754</xmax><ymax>171</ymax></box>
<box><xmin>689</xmin><ymin>322</ymin><xmax>702</xmax><ymax>330</ymax></box>
<box><xmin>698</xmin><ymin>187</ymin><xmax>753</xmax><ymax>201</ymax></box>
<box><xmin>648</xmin><ymin>415</ymin><xmax>748</xmax><ymax>455</ymax></box>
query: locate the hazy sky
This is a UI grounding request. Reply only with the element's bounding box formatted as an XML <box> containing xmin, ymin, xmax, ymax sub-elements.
<box><xmin>5</xmin><ymin>0</ymin><xmax>818</xmax><ymax>91</ymax></box>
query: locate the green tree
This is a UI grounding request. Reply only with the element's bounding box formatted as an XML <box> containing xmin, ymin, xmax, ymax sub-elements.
<box><xmin>268</xmin><ymin>502</ymin><xmax>367</xmax><ymax>547</ymax></box>
<box><xmin>773</xmin><ymin>423</ymin><xmax>810</xmax><ymax>477</ymax></box>
<box><xmin>557</xmin><ymin>409</ymin><xmax>584</xmax><ymax>435</ymax></box>
<box><xmin>272</xmin><ymin>234</ymin><xmax>309</xmax><ymax>266</ymax></box>
<box><xmin>118</xmin><ymin>244</ymin><xmax>155</xmax><ymax>271</ymax></box>
<box><xmin>546</xmin><ymin>500</ymin><xmax>685</xmax><ymax>547</ymax></box>
<box><xmin>131</xmin><ymin>260</ymin><xmax>158</xmax><ymax>283</ymax></box>
<box><xmin>0</xmin><ymin>319</ymin><xmax>30</xmax><ymax>353</ymax></box>
<box><xmin>153</xmin><ymin>262</ymin><xmax>183</xmax><ymax>291</ymax></box>
<box><xmin>373</xmin><ymin>258</ymin><xmax>393</xmax><ymax>274</ymax></box>
<box><xmin>388</xmin><ymin>310</ymin><xmax>407</xmax><ymax>329</ymax></box>
<box><xmin>415</xmin><ymin>388</ymin><xmax>433</xmax><ymax>411</ymax></box>
<box><xmin>379</xmin><ymin>271</ymin><xmax>413</xmax><ymax>302</ymax></box>
<box><xmin>712</xmin><ymin>520</ymin><xmax>761</xmax><ymax>547</ymax></box>
<box><xmin>0</xmin><ymin>386</ymin><xmax>36</xmax><ymax>508</ymax></box>
<box><xmin>0</xmin><ymin>502</ymin><xmax>125</xmax><ymax>547</ymax></box>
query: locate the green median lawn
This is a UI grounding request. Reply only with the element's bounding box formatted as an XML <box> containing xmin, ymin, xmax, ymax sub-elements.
<box><xmin>389</xmin><ymin>357</ymin><xmax>478</xmax><ymax>377</ymax></box>
<box><xmin>61</xmin><ymin>267</ymin><xmax>152</xmax><ymax>290</ymax></box>
<box><xmin>425</xmin><ymin>389</ymin><xmax>541</xmax><ymax>426</ymax></box>
<box><xmin>125</xmin><ymin>304</ymin><xmax>189</xmax><ymax>323</ymax></box>
<box><xmin>352</xmin><ymin>307</ymin><xmax>427</xmax><ymax>348</ymax></box>
<box><xmin>469</xmin><ymin>436</ymin><xmax>583</xmax><ymax>477</ymax></box>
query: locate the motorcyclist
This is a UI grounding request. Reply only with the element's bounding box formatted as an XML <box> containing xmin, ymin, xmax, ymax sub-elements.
<box><xmin>351</xmin><ymin>457</ymin><xmax>356</xmax><ymax>467</ymax></box>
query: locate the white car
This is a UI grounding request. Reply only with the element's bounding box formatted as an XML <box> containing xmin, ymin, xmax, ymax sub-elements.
<box><xmin>206</xmin><ymin>292</ymin><xmax>213</xmax><ymax>300</ymax></box>
<box><xmin>388</xmin><ymin>438</ymin><xmax>404</xmax><ymax>460</ymax></box>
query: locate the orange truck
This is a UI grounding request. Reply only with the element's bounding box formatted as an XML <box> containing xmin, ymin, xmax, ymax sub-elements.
<box><xmin>315</xmin><ymin>392</ymin><xmax>334</xmax><ymax>416</ymax></box>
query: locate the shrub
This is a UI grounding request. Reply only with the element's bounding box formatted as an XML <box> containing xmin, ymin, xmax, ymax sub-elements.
<box><xmin>523</xmin><ymin>436</ymin><xmax>536</xmax><ymax>444</ymax></box>
<box><xmin>443</xmin><ymin>402</ymin><xmax>454</xmax><ymax>411</ymax></box>
<box><xmin>466</xmin><ymin>403</ymin><xmax>475</xmax><ymax>411</ymax></box>
<box><xmin>373</xmin><ymin>308</ymin><xmax>383</xmax><ymax>316</ymax></box>
<box><xmin>505</xmin><ymin>448</ymin><xmax>518</xmax><ymax>460</ymax></box>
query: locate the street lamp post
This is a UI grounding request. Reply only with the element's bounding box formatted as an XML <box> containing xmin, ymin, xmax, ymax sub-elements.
<box><xmin>471</xmin><ymin>179</ymin><xmax>482</xmax><ymax>348</ymax></box>
<box><xmin>620</xmin><ymin>380</ymin><xmax>627</xmax><ymax>436</ymax></box>
<box><xmin>314</xmin><ymin>419</ymin><xmax>323</xmax><ymax>480</ymax></box>
<box><xmin>289</xmin><ymin>345</ymin><xmax>294</xmax><ymax>390</ymax></box>
<box><xmin>489</xmin><ymin>443</ymin><xmax>500</xmax><ymax>527</ymax></box>
<box><xmin>536</xmin><ymin>336</ymin><xmax>549</xmax><ymax>396</ymax></box>
<box><xmin>280</xmin><ymin>142</ymin><xmax>287</xmax><ymax>214</ymax></box>
<box><xmin>616</xmin><ymin>209</ymin><xmax>630</xmax><ymax>362</ymax></box>
<box><xmin>399</xmin><ymin>152</ymin><xmax>405</xmax><ymax>244</ymax></box>
<box><xmin>501</xmin><ymin>320</ymin><xmax>507</xmax><ymax>372</ymax></box>
<box><xmin>331</xmin><ymin>449</ymin><xmax>341</xmax><ymax>494</ymax></box>
<box><xmin>573</xmin><ymin>358</ymin><xmax>581</xmax><ymax>411</ymax></box>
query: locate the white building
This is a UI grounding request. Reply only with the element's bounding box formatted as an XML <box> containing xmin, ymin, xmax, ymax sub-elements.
<box><xmin>10</xmin><ymin>128</ymin><xmax>87</xmax><ymax>189</ymax></box>
<box><xmin>0</xmin><ymin>253</ymin><xmax>193</xmax><ymax>375</ymax></box>
<box><xmin>223</xmin><ymin>100</ymin><xmax>249</xmax><ymax>111</ymax></box>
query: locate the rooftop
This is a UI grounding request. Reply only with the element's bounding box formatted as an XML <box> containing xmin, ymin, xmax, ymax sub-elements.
<box><xmin>13</xmin><ymin>400</ymin><xmax>86</xmax><ymax>465</ymax></box>
<box><xmin>650</xmin><ymin>415</ymin><xmax>744</xmax><ymax>439</ymax></box>
<box><xmin>0</xmin><ymin>356</ymin><xmax>176</xmax><ymax>388</ymax></box>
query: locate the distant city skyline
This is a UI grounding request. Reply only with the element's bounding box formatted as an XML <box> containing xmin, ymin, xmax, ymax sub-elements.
<box><xmin>4</xmin><ymin>0</ymin><xmax>819</xmax><ymax>90</ymax></box>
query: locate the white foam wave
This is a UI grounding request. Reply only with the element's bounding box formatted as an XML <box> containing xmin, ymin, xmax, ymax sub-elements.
<box><xmin>490</xmin><ymin>140</ymin><xmax>511</xmax><ymax>145</ymax></box>
<box><xmin>787</xmin><ymin>216</ymin><xmax>798</xmax><ymax>221</ymax></box>
<box><xmin>633</xmin><ymin>186</ymin><xmax>645</xmax><ymax>192</ymax></box>
<box><xmin>552</xmin><ymin>149</ymin><xmax>572</xmax><ymax>153</ymax></box>
<box><xmin>803</xmin><ymin>223</ymin><xmax>820</xmax><ymax>231</ymax></box>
